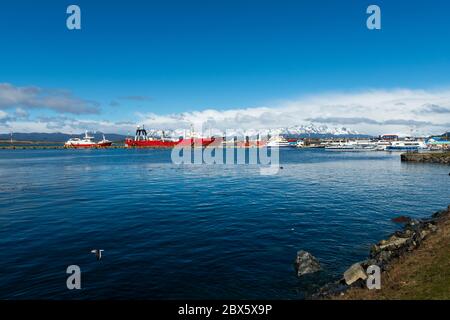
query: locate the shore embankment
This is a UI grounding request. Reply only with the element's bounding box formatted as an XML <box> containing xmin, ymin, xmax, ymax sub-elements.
<box><xmin>401</xmin><ymin>151</ymin><xmax>450</xmax><ymax>164</ymax></box>
<box><xmin>313</xmin><ymin>206</ymin><xmax>450</xmax><ymax>300</ymax></box>
<box><xmin>0</xmin><ymin>145</ymin><xmax>126</xmax><ymax>150</ymax></box>
<box><xmin>0</xmin><ymin>145</ymin><xmax>266</xmax><ymax>150</ymax></box>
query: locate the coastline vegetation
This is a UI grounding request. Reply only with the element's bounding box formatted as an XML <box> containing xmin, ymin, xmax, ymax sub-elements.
<box><xmin>336</xmin><ymin>207</ymin><xmax>450</xmax><ymax>300</ymax></box>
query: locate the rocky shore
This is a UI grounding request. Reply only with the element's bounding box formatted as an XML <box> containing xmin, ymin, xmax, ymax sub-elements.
<box><xmin>401</xmin><ymin>152</ymin><xmax>450</xmax><ymax>164</ymax></box>
<box><xmin>308</xmin><ymin>205</ymin><xmax>450</xmax><ymax>299</ymax></box>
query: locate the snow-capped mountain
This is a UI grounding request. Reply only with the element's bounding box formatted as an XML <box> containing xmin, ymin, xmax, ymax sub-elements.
<box><xmin>144</xmin><ymin>124</ymin><xmax>363</xmax><ymax>138</ymax></box>
<box><xmin>262</xmin><ymin>125</ymin><xmax>360</xmax><ymax>136</ymax></box>
<box><xmin>0</xmin><ymin>125</ymin><xmax>365</xmax><ymax>142</ymax></box>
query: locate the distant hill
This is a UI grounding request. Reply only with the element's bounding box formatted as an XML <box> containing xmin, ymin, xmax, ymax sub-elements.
<box><xmin>0</xmin><ymin>125</ymin><xmax>373</xmax><ymax>142</ymax></box>
<box><xmin>145</xmin><ymin>125</ymin><xmax>372</xmax><ymax>139</ymax></box>
<box><xmin>0</xmin><ymin>132</ymin><xmax>128</xmax><ymax>142</ymax></box>
<box><xmin>0</xmin><ymin>129</ymin><xmax>371</xmax><ymax>142</ymax></box>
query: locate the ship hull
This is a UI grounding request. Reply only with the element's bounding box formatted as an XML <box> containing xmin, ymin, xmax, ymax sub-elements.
<box><xmin>66</xmin><ymin>144</ymin><xmax>97</xmax><ymax>148</ymax></box>
<box><xmin>386</xmin><ymin>146</ymin><xmax>420</xmax><ymax>152</ymax></box>
<box><xmin>125</xmin><ymin>138</ymin><xmax>215</xmax><ymax>148</ymax></box>
<box><xmin>66</xmin><ymin>142</ymin><xmax>112</xmax><ymax>149</ymax></box>
<box><xmin>97</xmin><ymin>142</ymin><xmax>113</xmax><ymax>147</ymax></box>
<box><xmin>125</xmin><ymin>139</ymin><xmax>179</xmax><ymax>148</ymax></box>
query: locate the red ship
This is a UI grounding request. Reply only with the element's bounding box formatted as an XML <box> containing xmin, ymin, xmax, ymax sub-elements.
<box><xmin>125</xmin><ymin>126</ymin><xmax>215</xmax><ymax>148</ymax></box>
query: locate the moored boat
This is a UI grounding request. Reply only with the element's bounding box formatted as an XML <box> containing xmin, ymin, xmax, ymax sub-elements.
<box><xmin>325</xmin><ymin>140</ymin><xmax>377</xmax><ymax>151</ymax></box>
<box><xmin>375</xmin><ymin>140</ymin><xmax>392</xmax><ymax>151</ymax></box>
<box><xmin>266</xmin><ymin>135</ymin><xmax>292</xmax><ymax>147</ymax></box>
<box><xmin>386</xmin><ymin>140</ymin><xmax>428</xmax><ymax>152</ymax></box>
<box><xmin>295</xmin><ymin>140</ymin><xmax>305</xmax><ymax>148</ymax></box>
<box><xmin>97</xmin><ymin>135</ymin><xmax>113</xmax><ymax>147</ymax></box>
<box><xmin>125</xmin><ymin>125</ymin><xmax>215</xmax><ymax>148</ymax></box>
<box><xmin>65</xmin><ymin>131</ymin><xmax>112</xmax><ymax>148</ymax></box>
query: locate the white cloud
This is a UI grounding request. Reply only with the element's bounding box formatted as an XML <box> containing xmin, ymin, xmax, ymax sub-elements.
<box><xmin>136</xmin><ymin>89</ymin><xmax>450</xmax><ymax>136</ymax></box>
<box><xmin>0</xmin><ymin>110</ymin><xmax>8</xmax><ymax>120</ymax></box>
<box><xmin>1</xmin><ymin>88</ymin><xmax>450</xmax><ymax>136</ymax></box>
<box><xmin>0</xmin><ymin>118</ymin><xmax>133</xmax><ymax>134</ymax></box>
<box><xmin>0</xmin><ymin>83</ymin><xmax>100</xmax><ymax>115</ymax></box>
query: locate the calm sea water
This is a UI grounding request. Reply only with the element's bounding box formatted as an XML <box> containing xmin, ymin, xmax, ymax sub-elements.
<box><xmin>0</xmin><ymin>148</ymin><xmax>449</xmax><ymax>299</ymax></box>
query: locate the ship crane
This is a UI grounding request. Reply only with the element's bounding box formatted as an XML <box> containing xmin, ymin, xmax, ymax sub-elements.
<box><xmin>135</xmin><ymin>125</ymin><xmax>148</xmax><ymax>141</ymax></box>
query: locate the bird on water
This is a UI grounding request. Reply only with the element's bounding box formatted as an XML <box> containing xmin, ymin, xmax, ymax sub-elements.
<box><xmin>91</xmin><ymin>249</ymin><xmax>104</xmax><ymax>260</ymax></box>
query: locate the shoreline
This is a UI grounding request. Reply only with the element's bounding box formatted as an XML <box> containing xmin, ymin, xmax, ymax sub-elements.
<box><xmin>401</xmin><ymin>151</ymin><xmax>450</xmax><ymax>164</ymax></box>
<box><xmin>312</xmin><ymin>205</ymin><xmax>450</xmax><ymax>300</ymax></box>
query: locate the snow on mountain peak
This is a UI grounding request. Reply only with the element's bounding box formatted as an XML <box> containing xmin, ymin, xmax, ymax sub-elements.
<box><xmin>145</xmin><ymin>124</ymin><xmax>360</xmax><ymax>138</ymax></box>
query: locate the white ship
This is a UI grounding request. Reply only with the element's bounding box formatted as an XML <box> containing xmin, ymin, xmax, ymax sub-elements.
<box><xmin>267</xmin><ymin>136</ymin><xmax>292</xmax><ymax>147</ymax></box>
<box><xmin>325</xmin><ymin>140</ymin><xmax>377</xmax><ymax>151</ymax></box>
<box><xmin>295</xmin><ymin>140</ymin><xmax>305</xmax><ymax>148</ymax></box>
<box><xmin>65</xmin><ymin>131</ymin><xmax>112</xmax><ymax>148</ymax></box>
<box><xmin>385</xmin><ymin>140</ymin><xmax>428</xmax><ymax>152</ymax></box>
<box><xmin>375</xmin><ymin>140</ymin><xmax>392</xmax><ymax>151</ymax></box>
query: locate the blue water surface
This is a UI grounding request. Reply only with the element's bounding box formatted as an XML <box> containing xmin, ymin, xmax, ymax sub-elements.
<box><xmin>0</xmin><ymin>148</ymin><xmax>449</xmax><ymax>299</ymax></box>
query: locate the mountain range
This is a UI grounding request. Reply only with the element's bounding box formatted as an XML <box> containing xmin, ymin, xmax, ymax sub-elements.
<box><xmin>145</xmin><ymin>124</ymin><xmax>368</xmax><ymax>139</ymax></box>
<box><xmin>0</xmin><ymin>132</ymin><xmax>128</xmax><ymax>142</ymax></box>
<box><xmin>0</xmin><ymin>125</ymin><xmax>370</xmax><ymax>142</ymax></box>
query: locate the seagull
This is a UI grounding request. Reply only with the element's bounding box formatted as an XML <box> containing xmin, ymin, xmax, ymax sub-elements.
<box><xmin>91</xmin><ymin>249</ymin><xmax>104</xmax><ymax>260</ymax></box>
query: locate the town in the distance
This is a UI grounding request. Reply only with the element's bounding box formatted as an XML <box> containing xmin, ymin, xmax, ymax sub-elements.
<box><xmin>1</xmin><ymin>124</ymin><xmax>449</xmax><ymax>152</ymax></box>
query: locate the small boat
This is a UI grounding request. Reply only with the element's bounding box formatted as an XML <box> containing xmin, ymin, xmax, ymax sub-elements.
<box><xmin>65</xmin><ymin>131</ymin><xmax>112</xmax><ymax>148</ymax></box>
<box><xmin>97</xmin><ymin>135</ymin><xmax>113</xmax><ymax>147</ymax></box>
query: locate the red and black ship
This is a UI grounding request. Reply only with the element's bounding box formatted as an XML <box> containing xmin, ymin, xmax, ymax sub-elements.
<box><xmin>125</xmin><ymin>126</ymin><xmax>215</xmax><ymax>148</ymax></box>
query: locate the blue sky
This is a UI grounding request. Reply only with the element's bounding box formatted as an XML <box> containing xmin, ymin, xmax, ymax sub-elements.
<box><xmin>0</xmin><ymin>0</ymin><xmax>450</xmax><ymax>135</ymax></box>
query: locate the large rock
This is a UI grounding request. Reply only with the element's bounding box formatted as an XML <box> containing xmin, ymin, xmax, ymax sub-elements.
<box><xmin>343</xmin><ymin>263</ymin><xmax>367</xmax><ymax>285</ymax></box>
<box><xmin>294</xmin><ymin>250</ymin><xmax>321</xmax><ymax>276</ymax></box>
<box><xmin>313</xmin><ymin>205</ymin><xmax>450</xmax><ymax>298</ymax></box>
<box><xmin>378</xmin><ymin>236</ymin><xmax>409</xmax><ymax>250</ymax></box>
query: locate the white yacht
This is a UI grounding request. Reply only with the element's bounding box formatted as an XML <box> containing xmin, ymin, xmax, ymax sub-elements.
<box><xmin>386</xmin><ymin>140</ymin><xmax>428</xmax><ymax>152</ymax></box>
<box><xmin>325</xmin><ymin>140</ymin><xmax>377</xmax><ymax>151</ymax></box>
<box><xmin>295</xmin><ymin>140</ymin><xmax>305</xmax><ymax>148</ymax></box>
<box><xmin>375</xmin><ymin>140</ymin><xmax>392</xmax><ymax>151</ymax></box>
<box><xmin>267</xmin><ymin>136</ymin><xmax>291</xmax><ymax>147</ymax></box>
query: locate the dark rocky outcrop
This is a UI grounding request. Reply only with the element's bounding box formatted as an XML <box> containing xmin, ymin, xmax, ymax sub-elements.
<box><xmin>401</xmin><ymin>152</ymin><xmax>450</xmax><ymax>164</ymax></box>
<box><xmin>294</xmin><ymin>250</ymin><xmax>321</xmax><ymax>276</ymax></box>
<box><xmin>311</xmin><ymin>205</ymin><xmax>450</xmax><ymax>299</ymax></box>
